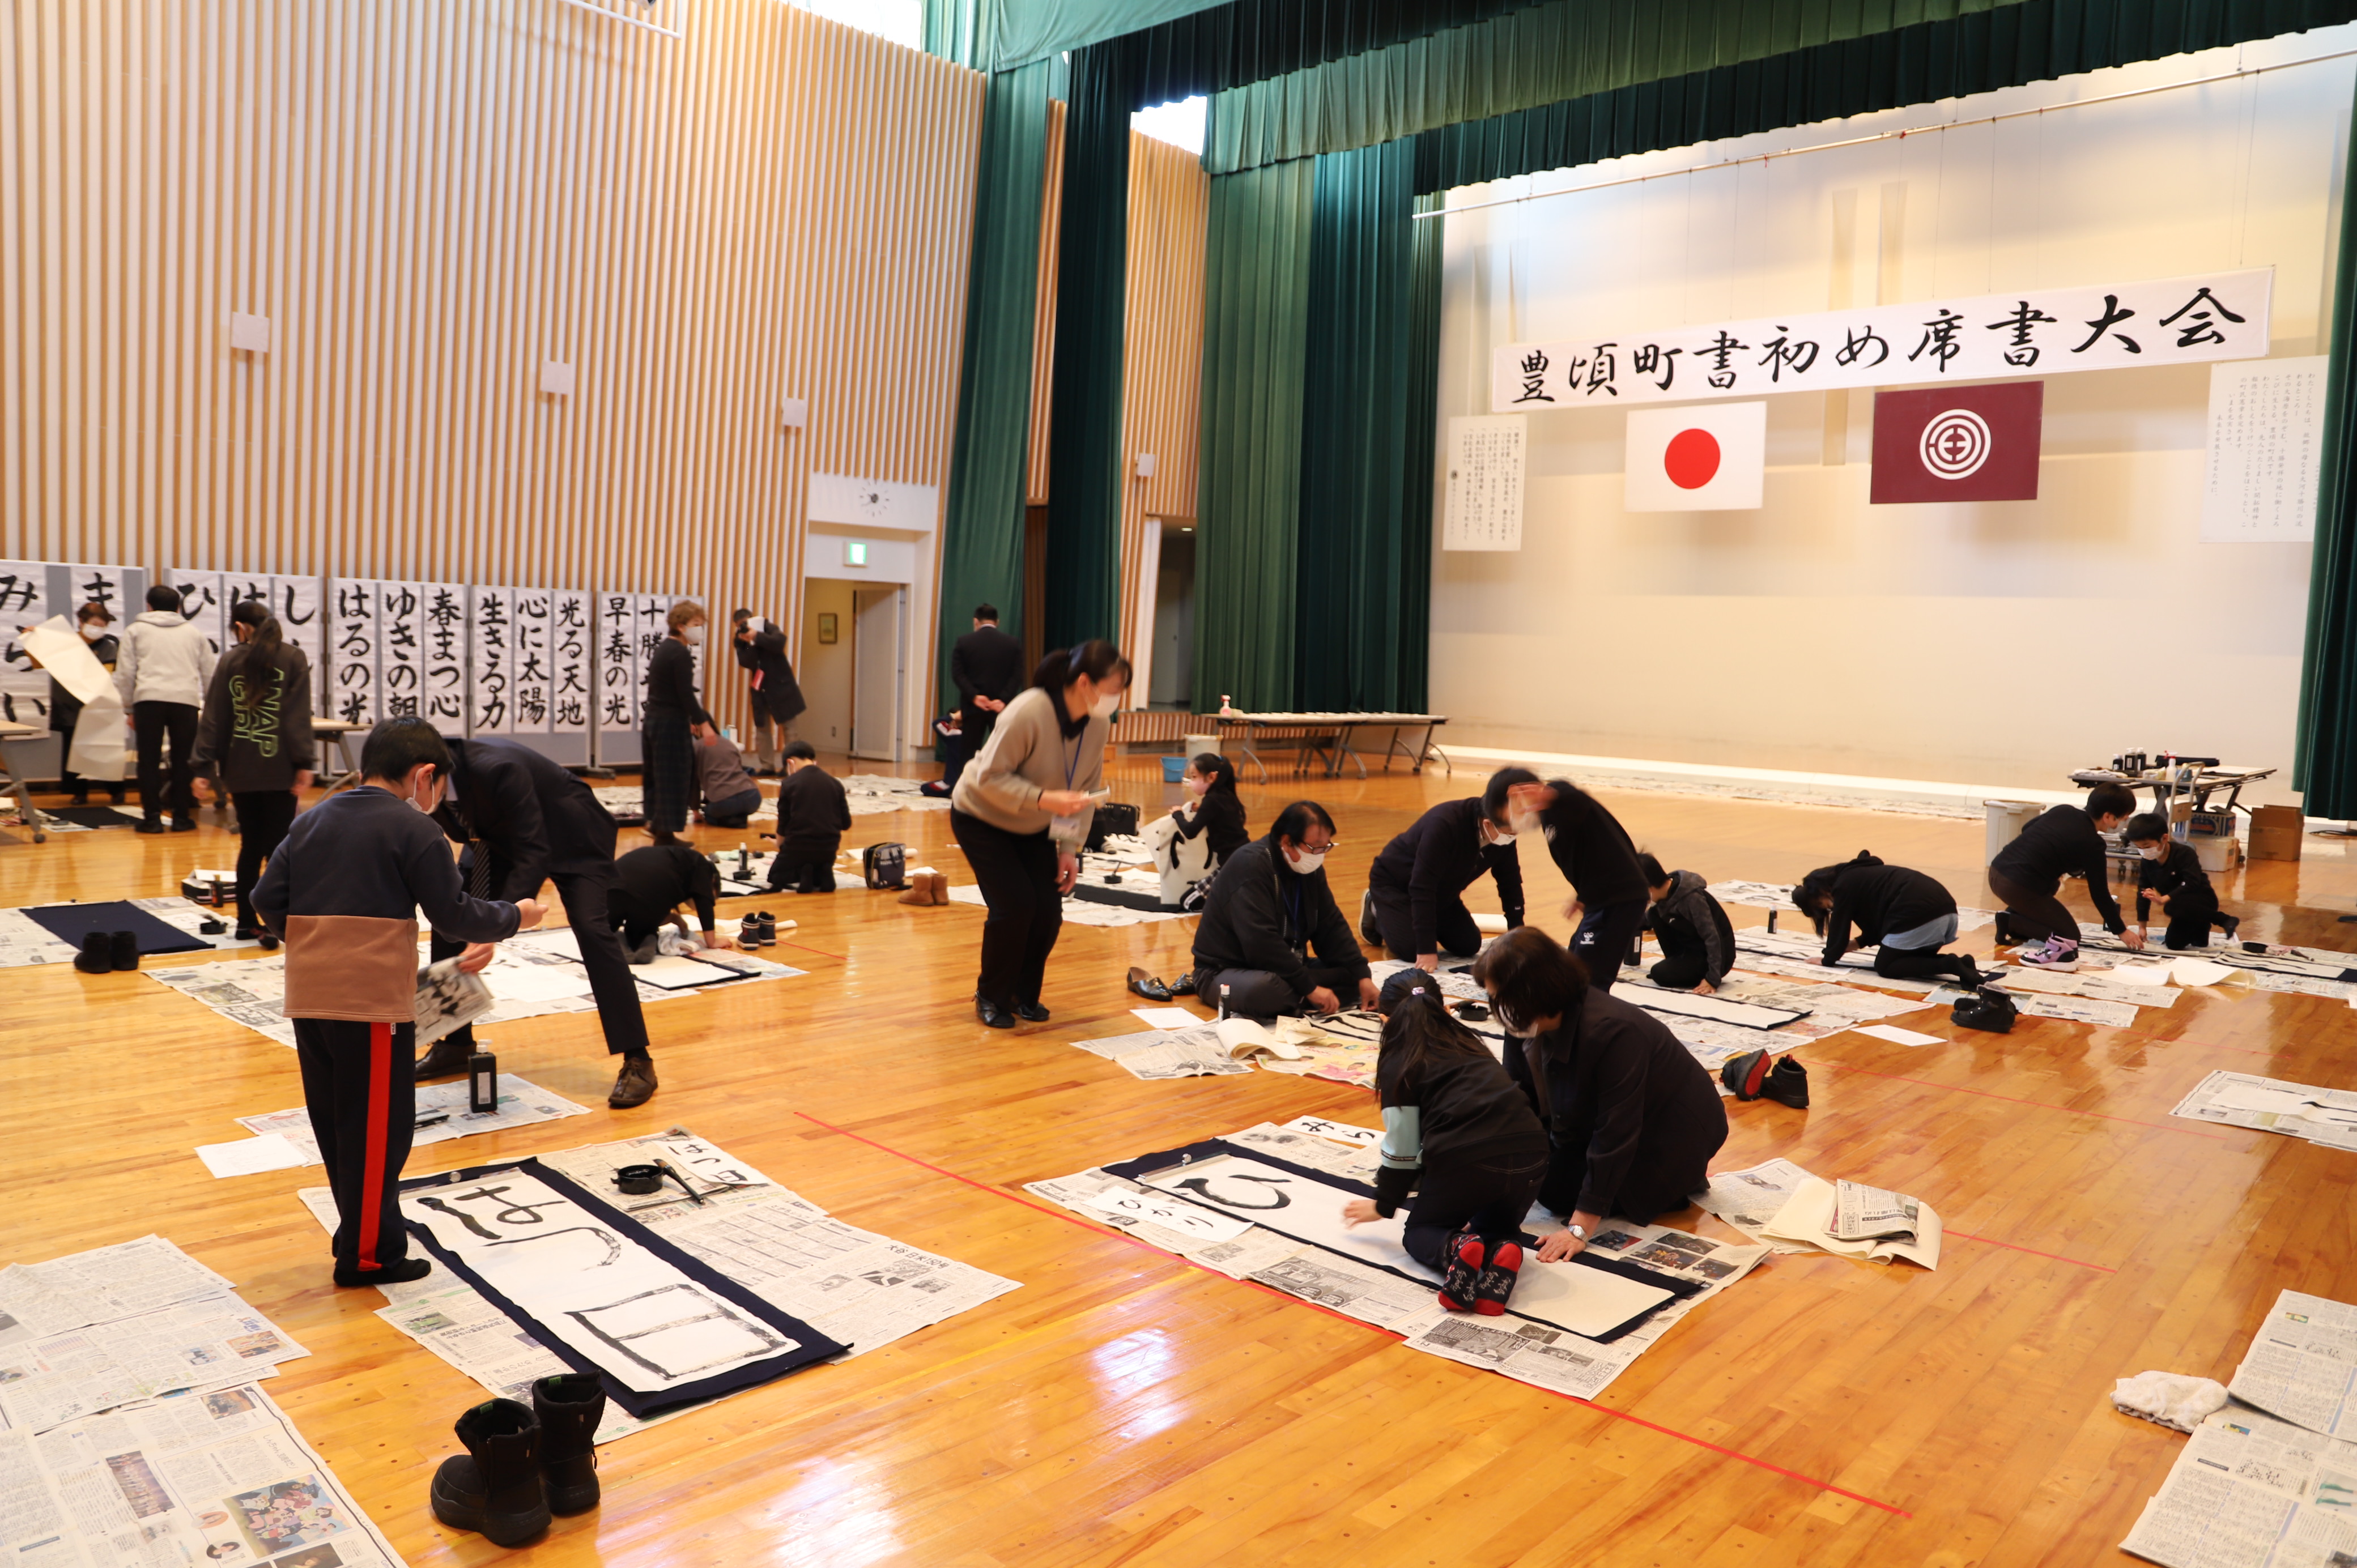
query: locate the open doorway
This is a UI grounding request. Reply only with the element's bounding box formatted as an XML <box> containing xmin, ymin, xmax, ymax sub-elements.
<box><xmin>801</xmin><ymin>579</ymin><xmax>907</xmax><ymax>761</ymax></box>
<box><xmin>851</xmin><ymin>586</ymin><xmax>904</xmax><ymax>761</ymax></box>
<box><xmin>1149</xmin><ymin>522</ymin><xmax>1195</xmax><ymax>711</ymax></box>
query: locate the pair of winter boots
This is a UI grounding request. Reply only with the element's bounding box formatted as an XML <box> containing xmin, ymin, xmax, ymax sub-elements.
<box><xmin>429</xmin><ymin>1373</ymin><xmax>604</xmax><ymax>1548</ymax></box>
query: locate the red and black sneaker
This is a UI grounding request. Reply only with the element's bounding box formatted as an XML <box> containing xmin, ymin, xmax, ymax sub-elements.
<box><xmin>1438</xmin><ymin>1232</ymin><xmax>1485</xmax><ymax>1312</ymax></box>
<box><xmin>1473</xmin><ymin>1241</ymin><xmax>1523</xmax><ymax>1316</ymax></box>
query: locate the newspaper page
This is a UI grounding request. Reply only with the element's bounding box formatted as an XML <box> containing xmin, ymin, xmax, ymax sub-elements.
<box><xmin>2121</xmin><ymin>1401</ymin><xmax>2357</xmax><ymax>1567</ymax></box>
<box><xmin>232</xmin><ymin>1076</ymin><xmax>594</xmax><ymax>1165</ymax></box>
<box><xmin>2230</xmin><ymin>1290</ymin><xmax>2357</xmax><ymax>1439</ymax></box>
<box><xmin>1220</xmin><ymin>1123</ymin><xmax>1382</xmax><ymax>1182</ymax></box>
<box><xmin>2172</xmin><ymin>1071</ymin><xmax>2357</xmax><ymax>1149</ymax></box>
<box><xmin>1069</xmin><ymin>1027</ymin><xmax>1254</xmax><ymax>1080</ymax></box>
<box><xmin>1830</xmin><ymin>1181</ymin><xmax>1922</xmax><ymax>1243</ymax></box>
<box><xmin>0</xmin><ymin>1379</ymin><xmax>406</xmax><ymax>1568</ymax></box>
<box><xmin>0</xmin><ymin>1237</ymin><xmax>236</xmax><ymax>1347</ymax></box>
<box><xmin>413</xmin><ymin>960</ymin><xmax>494</xmax><ymax>1046</ymax></box>
<box><xmin>1697</xmin><ymin>1159</ymin><xmax>1821</xmax><ymax>1252</ymax></box>
<box><xmin>0</xmin><ymin>1297</ymin><xmax>308</xmax><ymax>1434</ymax></box>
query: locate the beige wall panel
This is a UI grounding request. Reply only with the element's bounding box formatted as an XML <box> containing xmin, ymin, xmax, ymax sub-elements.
<box><xmin>1114</xmin><ymin>130</ymin><xmax>1206</xmax><ymax>664</ymax></box>
<box><xmin>1024</xmin><ymin>97</ymin><xmax>1066</xmax><ymax>509</ymax></box>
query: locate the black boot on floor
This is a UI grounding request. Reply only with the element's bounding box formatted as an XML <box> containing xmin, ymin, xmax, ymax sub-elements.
<box><xmin>431</xmin><ymin>1399</ymin><xmax>551</xmax><ymax>1548</ymax></box>
<box><xmin>1762</xmin><ymin>1056</ymin><xmax>1811</xmax><ymax>1110</ymax></box>
<box><xmin>73</xmin><ymin>932</ymin><xmax>112</xmax><ymax>974</ymax></box>
<box><xmin>109</xmin><ymin>931</ymin><xmax>139</xmax><ymax>971</ymax></box>
<box><xmin>531</xmin><ymin>1373</ymin><xmax>605</xmax><ymax>1515</ymax></box>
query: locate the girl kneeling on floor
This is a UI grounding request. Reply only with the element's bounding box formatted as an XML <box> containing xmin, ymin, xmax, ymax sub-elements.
<box><xmin>1343</xmin><ymin>978</ymin><xmax>1551</xmax><ymax>1315</ymax></box>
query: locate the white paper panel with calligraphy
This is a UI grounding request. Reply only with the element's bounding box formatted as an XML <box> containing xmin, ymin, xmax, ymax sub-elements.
<box><xmin>420</xmin><ymin>583</ymin><xmax>470</xmax><ymax>737</ymax></box>
<box><xmin>1493</xmin><ymin>269</ymin><xmax>2273</xmax><ymax>410</ymax></box>
<box><xmin>549</xmin><ymin>590</ymin><xmax>592</xmax><ymax>735</ymax></box>
<box><xmin>0</xmin><ymin>560</ymin><xmax>50</xmax><ymax>727</ymax></box>
<box><xmin>1443</xmin><ymin>415</ymin><xmax>1526</xmax><ymax>552</ymax></box>
<box><xmin>377</xmin><ymin>581</ymin><xmax>426</xmax><ymax>721</ymax></box>
<box><xmin>329</xmin><ymin>579</ymin><xmax>381</xmax><ymax>726</ymax></box>
<box><xmin>2201</xmin><ymin>356</ymin><xmax>2328</xmax><ymax>543</ymax></box>
<box><xmin>469</xmin><ymin>586</ymin><xmax>514</xmax><ymax>735</ymax></box>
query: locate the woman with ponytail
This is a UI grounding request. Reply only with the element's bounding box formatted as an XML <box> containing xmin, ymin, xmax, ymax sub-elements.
<box><xmin>192</xmin><ymin>599</ymin><xmax>317</xmax><ymax>942</ymax></box>
<box><xmin>948</xmin><ymin>639</ymin><xmax>1130</xmax><ymax>1029</ymax></box>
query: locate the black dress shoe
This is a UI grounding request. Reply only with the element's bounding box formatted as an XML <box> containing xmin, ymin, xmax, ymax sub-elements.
<box><xmin>975</xmin><ymin>996</ymin><xmax>1017</xmax><ymax>1030</ymax></box>
<box><xmin>1012</xmin><ymin>1000</ymin><xmax>1050</xmax><ymax>1023</ymax></box>
<box><xmin>135</xmin><ymin>820</ymin><xmax>164</xmax><ymax>834</ymax></box>
<box><xmin>1126</xmin><ymin>966</ymin><xmax>1170</xmax><ymax>1003</ymax></box>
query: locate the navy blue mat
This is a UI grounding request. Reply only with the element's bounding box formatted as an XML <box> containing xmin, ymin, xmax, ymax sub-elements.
<box><xmin>25</xmin><ymin>900</ymin><xmax>212</xmax><ymax>956</ymax></box>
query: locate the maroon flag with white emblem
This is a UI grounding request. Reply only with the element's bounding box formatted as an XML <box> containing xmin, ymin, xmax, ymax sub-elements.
<box><xmin>1870</xmin><ymin>381</ymin><xmax>2044</xmax><ymax>503</ymax></box>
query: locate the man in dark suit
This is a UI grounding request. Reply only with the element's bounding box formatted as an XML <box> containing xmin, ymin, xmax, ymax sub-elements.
<box><xmin>730</xmin><ymin>608</ymin><xmax>806</xmax><ymax>776</ymax></box>
<box><xmin>943</xmin><ymin>604</ymin><xmax>1024</xmax><ymax>790</ymax></box>
<box><xmin>415</xmin><ymin>736</ymin><xmax>658</xmax><ymax>1108</ymax></box>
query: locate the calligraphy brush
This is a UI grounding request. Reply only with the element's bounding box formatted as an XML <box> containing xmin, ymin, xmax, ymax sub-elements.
<box><xmin>652</xmin><ymin>1160</ymin><xmax>707</xmax><ymax>1205</ymax></box>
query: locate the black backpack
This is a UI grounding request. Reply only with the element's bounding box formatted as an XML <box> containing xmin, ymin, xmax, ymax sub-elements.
<box><xmin>862</xmin><ymin>842</ymin><xmax>907</xmax><ymax>889</ymax></box>
<box><xmin>1086</xmin><ymin>801</ymin><xmax>1141</xmax><ymax>851</ymax></box>
<box><xmin>1951</xmin><ymin>985</ymin><xmax>2019</xmax><ymax>1034</ymax></box>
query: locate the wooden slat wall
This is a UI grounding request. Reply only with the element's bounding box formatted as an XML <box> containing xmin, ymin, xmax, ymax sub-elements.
<box><xmin>0</xmin><ymin>0</ymin><xmax>982</xmax><ymax>736</ymax></box>
<box><xmin>1113</xmin><ymin>130</ymin><xmax>1207</xmax><ymax>664</ymax></box>
<box><xmin>1023</xmin><ymin>98</ymin><xmax>1066</xmax><ymax>508</ymax></box>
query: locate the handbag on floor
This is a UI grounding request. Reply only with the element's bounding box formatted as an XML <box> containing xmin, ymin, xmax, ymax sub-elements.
<box><xmin>861</xmin><ymin>841</ymin><xmax>907</xmax><ymax>889</ymax></box>
<box><xmin>1086</xmin><ymin>801</ymin><xmax>1141</xmax><ymax>851</ymax></box>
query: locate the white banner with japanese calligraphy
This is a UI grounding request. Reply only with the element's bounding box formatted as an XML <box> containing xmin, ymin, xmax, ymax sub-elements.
<box><xmin>636</xmin><ymin>595</ymin><xmax>670</xmax><ymax>723</ymax></box>
<box><xmin>59</xmin><ymin>564</ymin><xmax>131</xmax><ymax>630</ymax></box>
<box><xmin>420</xmin><ymin>582</ymin><xmax>471</xmax><ymax>736</ymax></box>
<box><xmin>548</xmin><ymin>589</ymin><xmax>593</xmax><ymax>735</ymax></box>
<box><xmin>377</xmin><ymin>581</ymin><xmax>426</xmax><ymax>721</ymax></box>
<box><xmin>327</xmin><ymin>580</ymin><xmax>380</xmax><ymax>726</ymax></box>
<box><xmin>509</xmin><ymin>588</ymin><xmax>554</xmax><ymax>733</ymax></box>
<box><xmin>271</xmin><ymin>574</ymin><xmax>327</xmax><ymax>714</ymax></box>
<box><xmin>0</xmin><ymin>560</ymin><xmax>52</xmax><ymax>727</ymax></box>
<box><xmin>597</xmin><ymin>593</ymin><xmax>639</xmax><ymax>733</ymax></box>
<box><xmin>2201</xmin><ymin>356</ymin><xmax>2328</xmax><ymax>544</ymax></box>
<box><xmin>1492</xmin><ymin>268</ymin><xmax>2274</xmax><ymax>411</ymax></box>
<box><xmin>468</xmin><ymin>585</ymin><xmax>514</xmax><ymax>735</ymax></box>
<box><xmin>163</xmin><ymin>568</ymin><xmax>228</xmax><ymax>657</ymax></box>
<box><xmin>1443</xmin><ymin>415</ymin><xmax>1526</xmax><ymax>551</ymax></box>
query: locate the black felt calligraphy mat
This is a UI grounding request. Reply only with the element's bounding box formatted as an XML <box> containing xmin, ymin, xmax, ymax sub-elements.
<box><xmin>25</xmin><ymin>899</ymin><xmax>212</xmax><ymax>955</ymax></box>
<box><xmin>1100</xmin><ymin>1139</ymin><xmax>1704</xmax><ymax>1344</ymax></box>
<box><xmin>399</xmin><ymin>1157</ymin><xmax>846</xmax><ymax>1417</ymax></box>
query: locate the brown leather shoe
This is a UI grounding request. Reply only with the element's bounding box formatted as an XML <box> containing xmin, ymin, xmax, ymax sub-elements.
<box><xmin>608</xmin><ymin>1054</ymin><xmax>657</xmax><ymax>1109</ymax></box>
<box><xmin>414</xmin><ymin>1035</ymin><xmax>473</xmax><ymax>1080</ymax></box>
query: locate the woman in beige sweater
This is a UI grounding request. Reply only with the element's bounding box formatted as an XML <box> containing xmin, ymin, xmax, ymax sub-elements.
<box><xmin>949</xmin><ymin>639</ymin><xmax>1130</xmax><ymax>1028</ymax></box>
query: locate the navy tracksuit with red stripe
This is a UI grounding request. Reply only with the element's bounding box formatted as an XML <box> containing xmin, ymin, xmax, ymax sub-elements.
<box><xmin>255</xmin><ymin>786</ymin><xmax>521</xmax><ymax>1282</ymax></box>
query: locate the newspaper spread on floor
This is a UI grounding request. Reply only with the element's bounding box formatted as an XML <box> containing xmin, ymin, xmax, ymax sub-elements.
<box><xmin>1026</xmin><ymin>1122</ymin><xmax>1766</xmax><ymax>1401</ymax></box>
<box><xmin>1705</xmin><ymin>879</ymin><xmax>1998</xmax><ymax>933</ymax></box>
<box><xmin>2228</xmin><ymin>1290</ymin><xmax>2357</xmax><ymax>1443</ymax></box>
<box><xmin>0</xmin><ymin>1378</ymin><xmax>408</xmax><ymax>1568</ymax></box>
<box><xmin>1695</xmin><ymin>1158</ymin><xmax>1822</xmax><ymax>1254</ymax></box>
<box><xmin>149</xmin><ymin>935</ymin><xmax>801</xmax><ymax>1049</ymax></box>
<box><xmin>0</xmin><ymin>897</ymin><xmax>259</xmax><ymax>969</ymax></box>
<box><xmin>303</xmin><ymin>1132</ymin><xmax>1020</xmax><ymax>1446</ymax></box>
<box><xmin>0</xmin><ymin>1237</ymin><xmax>311</xmax><ymax>1439</ymax></box>
<box><xmin>225</xmin><ymin>1076</ymin><xmax>595</xmax><ymax>1165</ymax></box>
<box><xmin>2169</xmin><ymin>1072</ymin><xmax>2357</xmax><ymax>1152</ymax></box>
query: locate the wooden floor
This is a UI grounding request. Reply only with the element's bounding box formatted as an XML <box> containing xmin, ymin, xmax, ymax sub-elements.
<box><xmin>6</xmin><ymin>758</ymin><xmax>2354</xmax><ymax>1567</ymax></box>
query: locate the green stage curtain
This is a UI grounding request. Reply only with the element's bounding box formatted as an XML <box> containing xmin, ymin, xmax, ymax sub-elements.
<box><xmin>935</xmin><ymin>62</ymin><xmax>1056</xmax><ymax>708</ymax></box>
<box><xmin>1043</xmin><ymin>40</ymin><xmax>1141</xmax><ymax>651</ymax></box>
<box><xmin>1195</xmin><ymin>159</ymin><xmax>1316</xmax><ymax>711</ymax></box>
<box><xmin>1207</xmin><ymin>0</ymin><xmax>2031</xmax><ymax>173</ymax></box>
<box><xmin>1414</xmin><ymin>0</ymin><xmax>2357</xmax><ymax>192</ymax></box>
<box><xmin>2294</xmin><ymin>71</ymin><xmax>2357</xmax><ymax>816</ymax></box>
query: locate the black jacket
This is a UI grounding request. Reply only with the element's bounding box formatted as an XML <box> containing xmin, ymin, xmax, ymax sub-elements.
<box><xmin>775</xmin><ymin>764</ymin><xmax>852</xmax><ymax>852</ymax></box>
<box><xmin>1372</xmin><ymin>1040</ymin><xmax>1548</xmax><ymax>1215</ymax></box>
<box><xmin>613</xmin><ymin>843</ymin><xmax>721</xmax><ymax>932</ymax></box>
<box><xmin>1507</xmin><ymin>988</ymin><xmax>1729</xmax><ymax>1220</ymax></box>
<box><xmin>1172</xmin><ymin>789</ymin><xmax>1249</xmax><ymax>863</ymax></box>
<box><xmin>191</xmin><ymin>645</ymin><xmax>318</xmax><ymax>793</ymax></box>
<box><xmin>1368</xmin><ymin>797</ymin><xmax>1525</xmax><ymax>954</ymax></box>
<box><xmin>1820</xmin><ymin>860</ymin><xmax>1956</xmax><ymax>966</ymax></box>
<box><xmin>1992</xmin><ymin>804</ymin><xmax>2125</xmax><ymax>933</ymax></box>
<box><xmin>434</xmin><ymin>737</ymin><xmax>621</xmax><ymax>901</ymax></box>
<box><xmin>1648</xmin><ymin>870</ymin><xmax>1734</xmax><ymax>983</ymax></box>
<box><xmin>1535</xmin><ymin>781</ymin><xmax>1649</xmax><ymax>907</ymax></box>
<box><xmin>2137</xmin><ymin>841</ymin><xmax>2218</xmax><ymax>923</ymax></box>
<box><xmin>733</xmin><ymin>621</ymin><xmax>805</xmax><ymax>723</ymax></box>
<box><xmin>1191</xmin><ymin>834</ymin><xmax>1369</xmax><ymax>999</ymax></box>
<box><xmin>951</xmin><ymin>625</ymin><xmax>1025</xmax><ymax>718</ymax></box>
<box><xmin>644</xmin><ymin>636</ymin><xmax>708</xmax><ymax>726</ymax></box>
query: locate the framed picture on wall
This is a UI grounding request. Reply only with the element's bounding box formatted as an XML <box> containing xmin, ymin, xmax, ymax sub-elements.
<box><xmin>818</xmin><ymin>612</ymin><xmax>838</xmax><ymax>645</ymax></box>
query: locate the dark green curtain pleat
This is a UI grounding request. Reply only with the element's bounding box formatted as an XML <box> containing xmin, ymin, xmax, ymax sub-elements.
<box><xmin>935</xmin><ymin>62</ymin><xmax>1054</xmax><ymax>708</ymax></box>
<box><xmin>2292</xmin><ymin>71</ymin><xmax>2357</xmax><ymax>814</ymax></box>
<box><xmin>1195</xmin><ymin>160</ymin><xmax>1315</xmax><ymax>711</ymax></box>
<box><xmin>1207</xmin><ymin>0</ymin><xmax>2032</xmax><ymax>173</ymax></box>
<box><xmin>921</xmin><ymin>0</ymin><xmax>997</xmax><ymax>67</ymax></box>
<box><xmin>1043</xmin><ymin>40</ymin><xmax>1141</xmax><ymax>651</ymax></box>
<box><xmin>1395</xmin><ymin>189</ymin><xmax>1442</xmax><ymax>711</ymax></box>
<box><xmin>1413</xmin><ymin>0</ymin><xmax>2357</xmax><ymax>193</ymax></box>
<box><xmin>1296</xmin><ymin>142</ymin><xmax>1419</xmax><ymax>710</ymax></box>
<box><xmin>1132</xmin><ymin>0</ymin><xmax>1551</xmax><ymax>106</ymax></box>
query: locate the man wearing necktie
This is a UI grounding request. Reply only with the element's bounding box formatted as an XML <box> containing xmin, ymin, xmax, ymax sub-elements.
<box><xmin>416</xmin><ymin>735</ymin><xmax>658</xmax><ymax>1107</ymax></box>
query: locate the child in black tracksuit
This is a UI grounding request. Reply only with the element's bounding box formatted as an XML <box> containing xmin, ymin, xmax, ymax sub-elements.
<box><xmin>254</xmin><ymin>719</ymin><xmax>538</xmax><ymax>1286</ymax></box>
<box><xmin>1637</xmin><ymin>853</ymin><xmax>1734</xmax><ymax>993</ymax></box>
<box><xmin>765</xmin><ymin>742</ymin><xmax>853</xmax><ymax>893</ymax></box>
<box><xmin>2125</xmin><ymin>812</ymin><xmax>2238</xmax><ymax>951</ymax></box>
<box><xmin>1793</xmin><ymin>851</ymin><xmax>1984</xmax><ymax>987</ymax></box>
<box><xmin>1344</xmin><ymin>979</ymin><xmax>1550</xmax><ymax>1316</ymax></box>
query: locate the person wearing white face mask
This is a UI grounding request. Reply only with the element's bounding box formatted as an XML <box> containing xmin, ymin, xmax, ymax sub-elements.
<box><xmin>2125</xmin><ymin>812</ymin><xmax>2237</xmax><ymax>951</ymax></box>
<box><xmin>640</xmin><ymin>601</ymin><xmax>717</xmax><ymax>847</ymax></box>
<box><xmin>950</xmin><ymin>640</ymin><xmax>1131</xmax><ymax>1029</ymax></box>
<box><xmin>1168</xmin><ymin>752</ymin><xmax>1247</xmax><ymax>866</ymax></box>
<box><xmin>46</xmin><ymin>600</ymin><xmax>125</xmax><ymax>807</ymax></box>
<box><xmin>1361</xmin><ymin>767</ymin><xmax>1530</xmax><ymax>972</ymax></box>
<box><xmin>1189</xmin><ymin>800</ymin><xmax>1377</xmax><ymax>1020</ymax></box>
<box><xmin>1501</xmin><ymin>774</ymin><xmax>1650</xmax><ymax>994</ymax></box>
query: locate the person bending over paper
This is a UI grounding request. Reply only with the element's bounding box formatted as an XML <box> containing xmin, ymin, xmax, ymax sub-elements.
<box><xmin>1190</xmin><ymin>800</ymin><xmax>1377</xmax><ymax>1021</ymax></box>
<box><xmin>1792</xmin><ymin>851</ymin><xmax>1985</xmax><ymax>988</ymax></box>
<box><xmin>254</xmin><ymin>718</ymin><xmax>543</xmax><ymax>1286</ymax></box>
<box><xmin>764</xmin><ymin>742</ymin><xmax>852</xmax><ymax>893</ymax></box>
<box><xmin>609</xmin><ymin>843</ymin><xmax>733</xmax><ymax>961</ymax></box>
<box><xmin>1472</xmin><ymin>927</ymin><xmax>1727</xmax><ymax>1264</ymax></box>
<box><xmin>1362</xmin><ymin>770</ymin><xmax>1527</xmax><ymax>973</ymax></box>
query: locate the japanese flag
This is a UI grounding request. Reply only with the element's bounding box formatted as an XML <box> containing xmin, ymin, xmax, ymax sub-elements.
<box><xmin>1624</xmin><ymin>402</ymin><xmax>1767</xmax><ymax>511</ymax></box>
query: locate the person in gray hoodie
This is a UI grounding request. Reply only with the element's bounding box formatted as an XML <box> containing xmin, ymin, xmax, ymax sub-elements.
<box><xmin>1639</xmin><ymin>853</ymin><xmax>1734</xmax><ymax>993</ymax></box>
<box><xmin>114</xmin><ymin>585</ymin><xmax>219</xmax><ymax>832</ymax></box>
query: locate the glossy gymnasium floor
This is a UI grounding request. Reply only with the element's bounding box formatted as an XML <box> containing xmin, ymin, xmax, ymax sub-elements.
<box><xmin>5</xmin><ymin>754</ymin><xmax>2352</xmax><ymax>1567</ymax></box>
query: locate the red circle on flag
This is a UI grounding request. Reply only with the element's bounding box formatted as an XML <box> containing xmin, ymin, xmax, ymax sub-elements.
<box><xmin>1665</xmin><ymin>428</ymin><xmax>1721</xmax><ymax>490</ymax></box>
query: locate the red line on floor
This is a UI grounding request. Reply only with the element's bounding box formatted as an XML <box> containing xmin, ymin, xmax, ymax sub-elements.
<box><xmin>1943</xmin><ymin>1229</ymin><xmax>2116</xmax><ymax>1273</ymax></box>
<box><xmin>793</xmin><ymin>1110</ymin><xmax>1913</xmax><ymax>1520</ymax></box>
<box><xmin>1823</xmin><ymin>1063</ymin><xmax>2241</xmax><ymax>1143</ymax></box>
<box><xmin>780</xmin><ymin>941</ymin><xmax>845</xmax><ymax>961</ymax></box>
